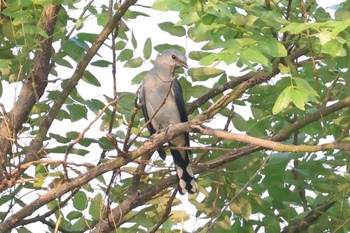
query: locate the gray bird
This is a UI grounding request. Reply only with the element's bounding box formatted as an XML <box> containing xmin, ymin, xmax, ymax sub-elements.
<box><xmin>139</xmin><ymin>49</ymin><xmax>197</xmax><ymax>195</ymax></box>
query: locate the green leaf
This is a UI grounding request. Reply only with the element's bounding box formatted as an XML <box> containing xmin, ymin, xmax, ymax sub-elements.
<box><xmin>76</xmin><ymin>33</ymin><xmax>98</xmax><ymax>43</ymax></box>
<box><xmin>89</xmin><ymin>193</ymin><xmax>103</xmax><ymax>220</ymax></box>
<box><xmin>232</xmin><ymin>113</ymin><xmax>249</xmax><ymax>132</ymax></box>
<box><xmin>152</xmin><ymin>0</ymin><xmax>186</xmax><ymax>11</ymax></box>
<box><xmin>56</xmin><ymin>58</ymin><xmax>73</xmax><ymax>68</ymax></box>
<box><xmin>86</xmin><ymin>99</ymin><xmax>105</xmax><ymax>114</ymax></box>
<box><xmin>321</xmin><ymin>39</ymin><xmax>346</xmax><ymax>57</ymax></box>
<box><xmin>131</xmin><ymin>71</ymin><xmax>147</xmax><ymax>84</ymax></box>
<box><xmin>190</xmin><ymin>85</ymin><xmax>211</xmax><ymax>98</ymax></box>
<box><xmin>90</xmin><ymin>60</ymin><xmax>112</xmax><ymax>67</ymax></box>
<box><xmin>188</xmin><ymin>67</ymin><xmax>224</xmax><ymax>81</ymax></box>
<box><xmin>273</xmin><ymin>78</ymin><xmax>319</xmax><ymax>114</ymax></box>
<box><xmin>117</xmin><ymin>49</ymin><xmax>134</xmax><ymax>61</ymax></box>
<box><xmin>67</xmin><ymin>104</ymin><xmax>88</xmax><ymax>122</ymax></box>
<box><xmin>70</xmin><ymin>148</ymin><xmax>89</xmax><ymax>156</ymax></box>
<box><xmin>75</xmin><ymin>18</ymin><xmax>85</xmax><ymax>30</ymax></box>
<box><xmin>115</xmin><ymin>40</ymin><xmax>126</xmax><ymax>50</ymax></box>
<box><xmin>280</xmin><ymin>22</ymin><xmax>320</xmax><ymax>34</ymax></box>
<box><xmin>272</xmin><ymin>86</ymin><xmax>293</xmax><ymax>114</ymax></box>
<box><xmin>293</xmin><ymin>77</ymin><xmax>319</xmax><ymax>102</ymax></box>
<box><xmin>188</xmin><ymin>51</ymin><xmax>212</xmax><ymax>61</ymax></box>
<box><xmin>258</xmin><ymin>38</ymin><xmax>287</xmax><ymax>57</ymax></box>
<box><xmin>97</xmin><ymin>10</ymin><xmax>108</xmax><ymax>26</ymax></box>
<box><xmin>131</xmin><ymin>30</ymin><xmax>137</xmax><ymax>49</ymax></box>
<box><xmin>31</xmin><ymin>103</ymin><xmax>50</xmax><ymax>114</ymax></box>
<box><xmin>73</xmin><ymin>191</ymin><xmax>87</xmax><ymax>211</ymax></box>
<box><xmin>241</xmin><ymin>48</ymin><xmax>270</xmax><ymax>70</ymax></box>
<box><xmin>82</xmin><ymin>71</ymin><xmax>101</xmax><ymax>87</ymax></box>
<box><xmin>332</xmin><ymin>18</ymin><xmax>350</xmax><ymax>36</ymax></box>
<box><xmin>230</xmin><ymin>198</ymin><xmax>252</xmax><ymax>221</ymax></box>
<box><xmin>170</xmin><ymin>210</ymin><xmax>190</xmax><ymax>222</ymax></box>
<box><xmin>34</xmin><ymin>164</ymin><xmax>47</xmax><ymax>188</ymax></box>
<box><xmin>154</xmin><ymin>44</ymin><xmax>185</xmax><ymax>54</ymax></box>
<box><xmin>200</xmin><ymin>51</ymin><xmax>238</xmax><ymax>66</ymax></box>
<box><xmin>2</xmin><ymin>19</ymin><xmax>16</xmax><ymax>43</ymax></box>
<box><xmin>124</xmin><ymin>10</ymin><xmax>149</xmax><ymax>19</ymax></box>
<box><xmin>290</xmin><ymin>88</ymin><xmax>309</xmax><ymax>110</ymax></box>
<box><xmin>56</xmin><ymin>109</ymin><xmax>70</xmax><ymax>121</ymax></box>
<box><xmin>16</xmin><ymin>227</ymin><xmax>31</xmax><ymax>233</ymax></box>
<box><xmin>124</xmin><ymin>57</ymin><xmax>143</xmax><ymax>68</ymax></box>
<box><xmin>49</xmin><ymin>133</ymin><xmax>70</xmax><ymax>143</ymax></box>
<box><xmin>98</xmin><ymin>137</ymin><xmax>114</xmax><ymax>150</ymax></box>
<box><xmin>70</xmin><ymin>87</ymin><xmax>85</xmax><ymax>103</ymax></box>
<box><xmin>143</xmin><ymin>38</ymin><xmax>152</xmax><ymax>59</ymax></box>
<box><xmin>64</xmin><ymin>38</ymin><xmax>88</xmax><ymax>61</ymax></box>
<box><xmin>158</xmin><ymin>22</ymin><xmax>186</xmax><ymax>37</ymax></box>
<box><xmin>67</xmin><ymin>211</ymin><xmax>83</xmax><ymax>220</ymax></box>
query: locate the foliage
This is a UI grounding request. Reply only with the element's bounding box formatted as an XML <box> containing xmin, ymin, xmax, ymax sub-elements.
<box><xmin>1</xmin><ymin>0</ymin><xmax>350</xmax><ymax>232</ymax></box>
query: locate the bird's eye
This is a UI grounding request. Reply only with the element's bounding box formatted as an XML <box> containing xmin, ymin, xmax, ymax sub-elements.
<box><xmin>171</xmin><ymin>54</ymin><xmax>176</xmax><ymax>60</ymax></box>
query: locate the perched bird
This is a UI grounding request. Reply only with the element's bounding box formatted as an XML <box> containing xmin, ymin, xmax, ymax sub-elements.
<box><xmin>139</xmin><ymin>49</ymin><xmax>197</xmax><ymax>194</ymax></box>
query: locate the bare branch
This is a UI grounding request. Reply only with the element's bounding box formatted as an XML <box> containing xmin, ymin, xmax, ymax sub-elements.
<box><xmin>191</xmin><ymin>124</ymin><xmax>350</xmax><ymax>153</ymax></box>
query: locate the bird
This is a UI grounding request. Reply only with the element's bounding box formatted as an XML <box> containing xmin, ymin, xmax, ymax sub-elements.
<box><xmin>139</xmin><ymin>49</ymin><xmax>197</xmax><ymax>195</ymax></box>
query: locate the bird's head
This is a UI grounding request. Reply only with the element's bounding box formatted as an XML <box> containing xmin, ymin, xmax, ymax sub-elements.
<box><xmin>155</xmin><ymin>49</ymin><xmax>188</xmax><ymax>70</ymax></box>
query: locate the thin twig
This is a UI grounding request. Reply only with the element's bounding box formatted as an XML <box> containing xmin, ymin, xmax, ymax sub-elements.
<box><xmin>196</xmin><ymin>154</ymin><xmax>271</xmax><ymax>233</ymax></box>
<box><xmin>149</xmin><ymin>190</ymin><xmax>177</xmax><ymax>233</ymax></box>
<box><xmin>123</xmin><ymin>86</ymin><xmax>142</xmax><ymax>152</ymax></box>
<box><xmin>194</xmin><ymin>103</ymin><xmax>235</xmax><ymax>164</ymax></box>
<box><xmin>128</xmin><ymin>78</ymin><xmax>175</xmax><ymax>148</ymax></box>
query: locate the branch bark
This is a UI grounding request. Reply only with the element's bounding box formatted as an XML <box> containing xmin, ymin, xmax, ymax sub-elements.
<box><xmin>25</xmin><ymin>0</ymin><xmax>138</xmax><ymax>164</ymax></box>
<box><xmin>88</xmin><ymin>96</ymin><xmax>350</xmax><ymax>232</ymax></box>
<box><xmin>0</xmin><ymin>0</ymin><xmax>138</xmax><ymax>192</ymax></box>
<box><xmin>281</xmin><ymin>201</ymin><xmax>336</xmax><ymax>233</ymax></box>
<box><xmin>190</xmin><ymin>124</ymin><xmax>350</xmax><ymax>153</ymax></box>
<box><xmin>0</xmin><ymin>4</ymin><xmax>61</xmax><ymax>180</ymax></box>
<box><xmin>2</xmin><ymin>76</ymin><xmax>349</xmax><ymax>232</ymax></box>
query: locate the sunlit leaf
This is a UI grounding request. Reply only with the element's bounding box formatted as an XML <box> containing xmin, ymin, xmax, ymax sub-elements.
<box><xmin>143</xmin><ymin>37</ymin><xmax>152</xmax><ymax>59</ymax></box>
<box><xmin>188</xmin><ymin>67</ymin><xmax>224</xmax><ymax>81</ymax></box>
<box><xmin>272</xmin><ymin>86</ymin><xmax>293</xmax><ymax>114</ymax></box>
<box><xmin>124</xmin><ymin>57</ymin><xmax>143</xmax><ymax>68</ymax></box>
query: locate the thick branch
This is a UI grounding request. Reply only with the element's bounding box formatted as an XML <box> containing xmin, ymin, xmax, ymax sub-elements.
<box><xmin>0</xmin><ymin>111</ymin><xmax>184</xmax><ymax>232</ymax></box>
<box><xmin>25</xmin><ymin>0</ymin><xmax>138</xmax><ymax>163</ymax></box>
<box><xmin>89</xmin><ymin>96</ymin><xmax>350</xmax><ymax>232</ymax></box>
<box><xmin>191</xmin><ymin>125</ymin><xmax>350</xmax><ymax>152</ymax></box>
<box><xmin>0</xmin><ymin>4</ymin><xmax>61</xmax><ymax>179</ymax></box>
<box><xmin>0</xmin><ymin>0</ymin><xmax>138</xmax><ymax>192</ymax></box>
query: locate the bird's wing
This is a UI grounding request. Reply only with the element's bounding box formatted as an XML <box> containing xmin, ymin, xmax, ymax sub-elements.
<box><xmin>139</xmin><ymin>81</ymin><xmax>156</xmax><ymax>135</ymax></box>
<box><xmin>172</xmin><ymin>79</ymin><xmax>190</xmax><ymax>148</ymax></box>
<box><xmin>140</xmin><ymin>77</ymin><xmax>167</xmax><ymax>160</ymax></box>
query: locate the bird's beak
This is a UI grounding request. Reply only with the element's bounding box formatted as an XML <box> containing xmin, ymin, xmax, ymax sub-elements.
<box><xmin>182</xmin><ymin>62</ymin><xmax>188</xmax><ymax>69</ymax></box>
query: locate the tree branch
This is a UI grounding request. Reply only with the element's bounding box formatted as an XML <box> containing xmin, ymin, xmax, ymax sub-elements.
<box><xmin>25</xmin><ymin>0</ymin><xmax>137</xmax><ymax>162</ymax></box>
<box><xmin>0</xmin><ymin>0</ymin><xmax>138</xmax><ymax>192</ymax></box>
<box><xmin>190</xmin><ymin>124</ymin><xmax>350</xmax><ymax>153</ymax></box>
<box><xmin>0</xmin><ymin>4</ymin><xmax>61</xmax><ymax>179</ymax></box>
<box><xmin>281</xmin><ymin>201</ymin><xmax>336</xmax><ymax>233</ymax></box>
<box><xmin>88</xmin><ymin>96</ymin><xmax>350</xmax><ymax>232</ymax></box>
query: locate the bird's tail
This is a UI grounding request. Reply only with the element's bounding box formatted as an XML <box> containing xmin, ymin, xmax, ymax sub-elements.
<box><xmin>170</xmin><ymin>149</ymin><xmax>197</xmax><ymax>195</ymax></box>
